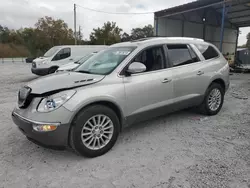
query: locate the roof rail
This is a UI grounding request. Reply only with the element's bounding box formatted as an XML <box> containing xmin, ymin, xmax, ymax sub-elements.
<box><xmin>129</xmin><ymin>36</ymin><xmax>204</xmax><ymax>43</ymax></box>
<box><xmin>167</xmin><ymin>37</ymin><xmax>204</xmax><ymax>41</ymax></box>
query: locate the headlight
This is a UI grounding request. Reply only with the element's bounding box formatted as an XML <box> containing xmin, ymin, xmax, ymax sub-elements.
<box><xmin>37</xmin><ymin>90</ymin><xmax>76</xmax><ymax>112</ymax></box>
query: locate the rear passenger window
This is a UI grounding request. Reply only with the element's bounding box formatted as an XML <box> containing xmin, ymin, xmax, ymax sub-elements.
<box><xmin>167</xmin><ymin>44</ymin><xmax>199</xmax><ymax>67</ymax></box>
<box><xmin>194</xmin><ymin>44</ymin><xmax>219</xmax><ymax>60</ymax></box>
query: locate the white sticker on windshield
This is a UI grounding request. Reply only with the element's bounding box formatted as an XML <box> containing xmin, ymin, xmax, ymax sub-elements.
<box><xmin>114</xmin><ymin>51</ymin><xmax>131</xmax><ymax>55</ymax></box>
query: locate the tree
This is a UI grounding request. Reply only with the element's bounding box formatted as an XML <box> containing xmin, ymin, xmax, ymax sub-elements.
<box><xmin>121</xmin><ymin>32</ymin><xmax>131</xmax><ymax>42</ymax></box>
<box><xmin>130</xmin><ymin>24</ymin><xmax>154</xmax><ymax>40</ymax></box>
<box><xmin>0</xmin><ymin>25</ymin><xmax>10</xmax><ymax>43</ymax></box>
<box><xmin>35</xmin><ymin>16</ymin><xmax>74</xmax><ymax>49</ymax></box>
<box><xmin>90</xmin><ymin>21</ymin><xmax>123</xmax><ymax>45</ymax></box>
<box><xmin>20</xmin><ymin>28</ymin><xmax>40</xmax><ymax>56</ymax></box>
<box><xmin>121</xmin><ymin>24</ymin><xmax>154</xmax><ymax>42</ymax></box>
<box><xmin>247</xmin><ymin>32</ymin><xmax>250</xmax><ymax>49</ymax></box>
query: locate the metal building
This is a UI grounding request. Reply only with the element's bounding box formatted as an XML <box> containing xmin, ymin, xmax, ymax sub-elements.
<box><xmin>154</xmin><ymin>0</ymin><xmax>250</xmax><ymax>65</ymax></box>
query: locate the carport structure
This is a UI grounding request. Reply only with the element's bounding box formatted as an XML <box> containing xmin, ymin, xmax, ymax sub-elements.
<box><xmin>154</xmin><ymin>0</ymin><xmax>250</xmax><ymax>65</ymax></box>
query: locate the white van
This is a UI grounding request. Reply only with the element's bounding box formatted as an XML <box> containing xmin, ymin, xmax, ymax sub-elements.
<box><xmin>56</xmin><ymin>52</ymin><xmax>97</xmax><ymax>73</ymax></box>
<box><xmin>31</xmin><ymin>45</ymin><xmax>107</xmax><ymax>75</ymax></box>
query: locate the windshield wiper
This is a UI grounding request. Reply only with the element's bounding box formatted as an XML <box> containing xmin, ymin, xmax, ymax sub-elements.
<box><xmin>76</xmin><ymin>70</ymin><xmax>91</xmax><ymax>74</ymax></box>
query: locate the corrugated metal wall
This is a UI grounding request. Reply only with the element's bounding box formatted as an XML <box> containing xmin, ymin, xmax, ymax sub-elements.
<box><xmin>155</xmin><ymin>17</ymin><xmax>238</xmax><ymax>64</ymax></box>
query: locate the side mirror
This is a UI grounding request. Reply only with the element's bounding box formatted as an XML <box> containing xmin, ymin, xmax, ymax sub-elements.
<box><xmin>126</xmin><ymin>62</ymin><xmax>146</xmax><ymax>75</ymax></box>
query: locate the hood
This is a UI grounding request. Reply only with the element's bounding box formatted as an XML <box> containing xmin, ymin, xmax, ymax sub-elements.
<box><xmin>27</xmin><ymin>71</ymin><xmax>105</xmax><ymax>94</ymax></box>
<box><xmin>33</xmin><ymin>57</ymin><xmax>49</xmax><ymax>63</ymax></box>
<box><xmin>57</xmin><ymin>62</ymin><xmax>79</xmax><ymax>71</ymax></box>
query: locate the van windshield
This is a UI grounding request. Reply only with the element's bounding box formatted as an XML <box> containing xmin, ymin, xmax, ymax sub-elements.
<box><xmin>44</xmin><ymin>46</ymin><xmax>61</xmax><ymax>57</ymax></box>
<box><xmin>75</xmin><ymin>47</ymin><xmax>136</xmax><ymax>75</ymax></box>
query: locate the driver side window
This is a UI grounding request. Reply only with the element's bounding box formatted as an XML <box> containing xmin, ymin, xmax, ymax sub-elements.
<box><xmin>52</xmin><ymin>48</ymin><xmax>71</xmax><ymax>61</ymax></box>
<box><xmin>132</xmin><ymin>46</ymin><xmax>165</xmax><ymax>72</ymax></box>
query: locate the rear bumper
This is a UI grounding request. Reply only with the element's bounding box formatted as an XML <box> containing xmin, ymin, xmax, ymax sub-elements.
<box><xmin>12</xmin><ymin>111</ymin><xmax>70</xmax><ymax>147</ymax></box>
<box><xmin>31</xmin><ymin>67</ymin><xmax>50</xmax><ymax>76</ymax></box>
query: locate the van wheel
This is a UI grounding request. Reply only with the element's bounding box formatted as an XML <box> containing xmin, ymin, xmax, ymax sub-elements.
<box><xmin>48</xmin><ymin>67</ymin><xmax>57</xmax><ymax>74</ymax></box>
<box><xmin>199</xmin><ymin>83</ymin><xmax>224</xmax><ymax>115</ymax></box>
<box><xmin>70</xmin><ymin>105</ymin><xmax>120</xmax><ymax>158</ymax></box>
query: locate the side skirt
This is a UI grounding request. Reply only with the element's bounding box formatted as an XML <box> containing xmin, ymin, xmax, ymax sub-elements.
<box><xmin>123</xmin><ymin>95</ymin><xmax>204</xmax><ymax>128</ymax></box>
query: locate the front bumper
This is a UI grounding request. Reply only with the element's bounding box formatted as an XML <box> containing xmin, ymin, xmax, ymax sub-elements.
<box><xmin>12</xmin><ymin>111</ymin><xmax>70</xmax><ymax>147</ymax></box>
<box><xmin>31</xmin><ymin>67</ymin><xmax>50</xmax><ymax>76</ymax></box>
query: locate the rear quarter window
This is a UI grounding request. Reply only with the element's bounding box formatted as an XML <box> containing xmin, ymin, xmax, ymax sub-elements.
<box><xmin>194</xmin><ymin>44</ymin><xmax>219</xmax><ymax>60</ymax></box>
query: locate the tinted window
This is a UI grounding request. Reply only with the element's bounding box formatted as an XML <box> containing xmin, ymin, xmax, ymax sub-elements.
<box><xmin>133</xmin><ymin>46</ymin><xmax>165</xmax><ymax>72</ymax></box>
<box><xmin>195</xmin><ymin>44</ymin><xmax>219</xmax><ymax>60</ymax></box>
<box><xmin>167</xmin><ymin>44</ymin><xmax>197</xmax><ymax>67</ymax></box>
<box><xmin>52</xmin><ymin>48</ymin><xmax>71</xmax><ymax>61</ymax></box>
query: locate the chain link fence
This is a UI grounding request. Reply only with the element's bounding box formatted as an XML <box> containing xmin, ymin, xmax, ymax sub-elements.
<box><xmin>1</xmin><ymin>57</ymin><xmax>27</xmax><ymax>63</ymax></box>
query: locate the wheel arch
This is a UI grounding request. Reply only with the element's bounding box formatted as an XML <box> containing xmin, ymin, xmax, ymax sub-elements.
<box><xmin>209</xmin><ymin>78</ymin><xmax>226</xmax><ymax>93</ymax></box>
<box><xmin>68</xmin><ymin>100</ymin><xmax>125</xmax><ymax>147</ymax></box>
<box><xmin>69</xmin><ymin>100</ymin><xmax>125</xmax><ymax>132</ymax></box>
<box><xmin>50</xmin><ymin>66</ymin><xmax>59</xmax><ymax>70</ymax></box>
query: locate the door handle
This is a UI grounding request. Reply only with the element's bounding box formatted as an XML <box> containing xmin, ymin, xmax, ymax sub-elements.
<box><xmin>162</xmin><ymin>78</ymin><xmax>172</xmax><ymax>83</ymax></box>
<box><xmin>197</xmin><ymin>71</ymin><xmax>204</xmax><ymax>76</ymax></box>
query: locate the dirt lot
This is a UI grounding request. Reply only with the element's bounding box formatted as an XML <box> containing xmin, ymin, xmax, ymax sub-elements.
<box><xmin>0</xmin><ymin>63</ymin><xmax>250</xmax><ymax>188</ymax></box>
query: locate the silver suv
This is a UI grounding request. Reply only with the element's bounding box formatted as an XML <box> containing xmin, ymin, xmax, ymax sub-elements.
<box><xmin>12</xmin><ymin>37</ymin><xmax>230</xmax><ymax>157</ymax></box>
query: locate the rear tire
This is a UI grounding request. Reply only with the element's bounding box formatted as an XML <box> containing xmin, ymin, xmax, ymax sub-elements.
<box><xmin>70</xmin><ymin>105</ymin><xmax>120</xmax><ymax>158</ymax></box>
<box><xmin>199</xmin><ymin>83</ymin><xmax>224</xmax><ymax>115</ymax></box>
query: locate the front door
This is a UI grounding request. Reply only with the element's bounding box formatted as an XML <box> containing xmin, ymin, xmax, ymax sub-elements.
<box><xmin>122</xmin><ymin>45</ymin><xmax>174</xmax><ymax>125</ymax></box>
<box><xmin>51</xmin><ymin>47</ymin><xmax>72</xmax><ymax>66</ymax></box>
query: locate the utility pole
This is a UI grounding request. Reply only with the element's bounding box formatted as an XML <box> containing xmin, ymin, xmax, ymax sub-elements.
<box><xmin>79</xmin><ymin>25</ymin><xmax>81</xmax><ymax>44</ymax></box>
<box><xmin>74</xmin><ymin>3</ymin><xmax>77</xmax><ymax>45</ymax></box>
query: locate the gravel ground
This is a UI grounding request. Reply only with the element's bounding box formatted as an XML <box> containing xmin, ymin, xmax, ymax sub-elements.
<box><xmin>0</xmin><ymin>63</ymin><xmax>250</xmax><ymax>188</ymax></box>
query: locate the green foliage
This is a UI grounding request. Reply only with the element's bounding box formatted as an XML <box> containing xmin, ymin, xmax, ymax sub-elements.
<box><xmin>121</xmin><ymin>24</ymin><xmax>154</xmax><ymax>42</ymax></box>
<box><xmin>121</xmin><ymin>32</ymin><xmax>131</xmax><ymax>42</ymax></box>
<box><xmin>130</xmin><ymin>24</ymin><xmax>154</xmax><ymax>40</ymax></box>
<box><xmin>247</xmin><ymin>32</ymin><xmax>250</xmax><ymax>49</ymax></box>
<box><xmin>0</xmin><ymin>16</ymin><xmax>76</xmax><ymax>57</ymax></box>
<box><xmin>90</xmin><ymin>21</ymin><xmax>123</xmax><ymax>45</ymax></box>
<box><xmin>0</xmin><ymin>17</ymin><xmax>153</xmax><ymax>57</ymax></box>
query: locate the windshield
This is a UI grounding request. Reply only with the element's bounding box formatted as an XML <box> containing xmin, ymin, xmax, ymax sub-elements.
<box><xmin>75</xmin><ymin>47</ymin><xmax>136</xmax><ymax>75</ymax></box>
<box><xmin>44</xmin><ymin>46</ymin><xmax>61</xmax><ymax>57</ymax></box>
<box><xmin>76</xmin><ymin>53</ymin><xmax>95</xmax><ymax>64</ymax></box>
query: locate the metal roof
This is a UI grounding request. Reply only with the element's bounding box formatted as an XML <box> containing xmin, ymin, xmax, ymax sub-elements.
<box><xmin>155</xmin><ymin>0</ymin><xmax>250</xmax><ymax>28</ymax></box>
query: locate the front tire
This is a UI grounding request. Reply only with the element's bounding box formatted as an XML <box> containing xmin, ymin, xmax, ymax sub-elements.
<box><xmin>199</xmin><ymin>83</ymin><xmax>224</xmax><ymax>115</ymax></box>
<box><xmin>70</xmin><ymin>105</ymin><xmax>120</xmax><ymax>158</ymax></box>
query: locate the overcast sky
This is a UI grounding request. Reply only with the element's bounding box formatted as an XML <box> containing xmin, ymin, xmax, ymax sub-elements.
<box><xmin>0</xmin><ymin>0</ymin><xmax>249</xmax><ymax>45</ymax></box>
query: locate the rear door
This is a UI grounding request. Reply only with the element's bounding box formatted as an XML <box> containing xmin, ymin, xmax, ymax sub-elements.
<box><xmin>166</xmin><ymin>44</ymin><xmax>206</xmax><ymax>109</ymax></box>
<box><xmin>122</xmin><ymin>45</ymin><xmax>174</xmax><ymax>124</ymax></box>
